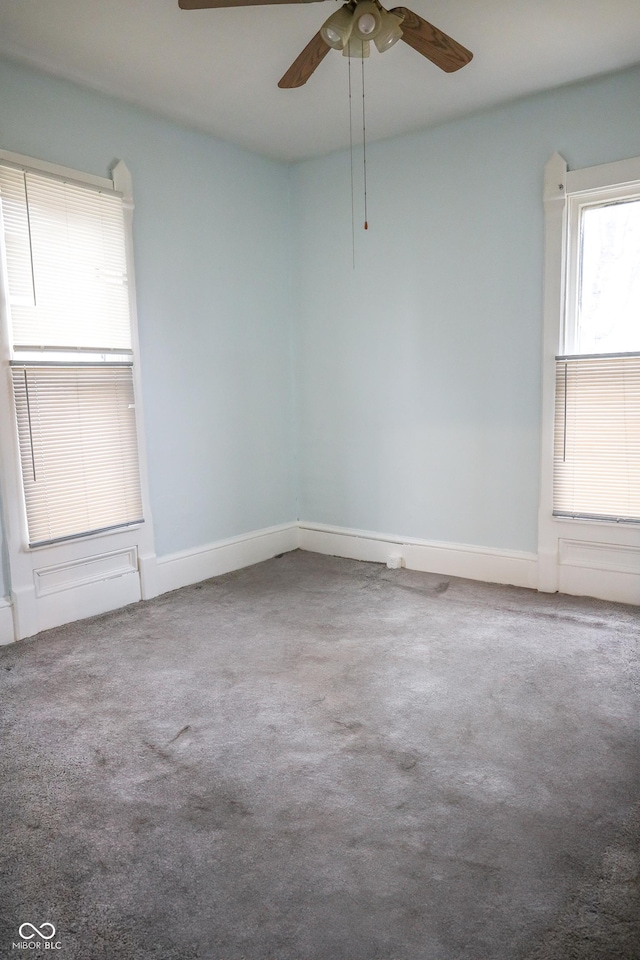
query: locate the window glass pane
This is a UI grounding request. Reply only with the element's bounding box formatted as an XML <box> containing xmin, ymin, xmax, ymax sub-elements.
<box><xmin>578</xmin><ymin>198</ymin><xmax>640</xmax><ymax>354</ymax></box>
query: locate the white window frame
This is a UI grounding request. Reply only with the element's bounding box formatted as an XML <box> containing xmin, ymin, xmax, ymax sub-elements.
<box><xmin>538</xmin><ymin>153</ymin><xmax>640</xmax><ymax>605</ymax></box>
<box><xmin>0</xmin><ymin>150</ymin><xmax>157</xmax><ymax>639</ymax></box>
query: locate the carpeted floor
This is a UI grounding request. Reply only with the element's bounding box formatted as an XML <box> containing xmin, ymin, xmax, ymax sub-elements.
<box><xmin>1</xmin><ymin>550</ymin><xmax>639</xmax><ymax>960</ymax></box>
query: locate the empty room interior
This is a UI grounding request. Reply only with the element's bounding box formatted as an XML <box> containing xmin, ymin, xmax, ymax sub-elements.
<box><xmin>0</xmin><ymin>1</ymin><xmax>639</xmax><ymax>957</ymax></box>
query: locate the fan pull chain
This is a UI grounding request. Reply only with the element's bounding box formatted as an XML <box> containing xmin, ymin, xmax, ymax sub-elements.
<box><xmin>362</xmin><ymin>55</ymin><xmax>368</xmax><ymax>230</ymax></box>
<box><xmin>348</xmin><ymin>48</ymin><xmax>356</xmax><ymax>268</ymax></box>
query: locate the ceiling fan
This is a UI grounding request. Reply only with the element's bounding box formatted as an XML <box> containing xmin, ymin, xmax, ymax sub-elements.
<box><xmin>178</xmin><ymin>0</ymin><xmax>473</xmax><ymax>88</ymax></box>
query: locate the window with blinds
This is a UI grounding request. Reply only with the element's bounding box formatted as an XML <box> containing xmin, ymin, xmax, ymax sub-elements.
<box><xmin>553</xmin><ymin>195</ymin><xmax>640</xmax><ymax>522</ymax></box>
<box><xmin>554</xmin><ymin>354</ymin><xmax>640</xmax><ymax>522</ymax></box>
<box><xmin>0</xmin><ymin>161</ymin><xmax>144</xmax><ymax>546</ymax></box>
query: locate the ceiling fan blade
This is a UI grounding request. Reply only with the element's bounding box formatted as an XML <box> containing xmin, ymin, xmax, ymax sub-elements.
<box><xmin>390</xmin><ymin>7</ymin><xmax>472</xmax><ymax>72</ymax></box>
<box><xmin>180</xmin><ymin>0</ymin><xmax>324</xmax><ymax>8</ymax></box>
<box><xmin>278</xmin><ymin>31</ymin><xmax>331</xmax><ymax>88</ymax></box>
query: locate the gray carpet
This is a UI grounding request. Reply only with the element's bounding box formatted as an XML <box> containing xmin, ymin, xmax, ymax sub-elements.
<box><xmin>1</xmin><ymin>550</ymin><xmax>639</xmax><ymax>960</ymax></box>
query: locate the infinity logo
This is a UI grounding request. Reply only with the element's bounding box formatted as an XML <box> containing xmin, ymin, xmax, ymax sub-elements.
<box><xmin>18</xmin><ymin>923</ymin><xmax>56</xmax><ymax>940</ymax></box>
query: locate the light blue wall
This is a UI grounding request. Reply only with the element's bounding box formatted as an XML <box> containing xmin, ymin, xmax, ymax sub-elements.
<box><xmin>0</xmin><ymin>56</ymin><xmax>297</xmax><ymax>595</ymax></box>
<box><xmin>1</xmin><ymin>57</ymin><xmax>639</xmax><ymax>600</ymax></box>
<box><xmin>291</xmin><ymin>66</ymin><xmax>640</xmax><ymax>553</ymax></box>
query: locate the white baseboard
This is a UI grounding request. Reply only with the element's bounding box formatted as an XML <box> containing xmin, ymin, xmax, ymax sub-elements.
<box><xmin>1</xmin><ymin>567</ymin><xmax>142</xmax><ymax>644</ymax></box>
<box><xmin>298</xmin><ymin>522</ymin><xmax>539</xmax><ymax>590</ymax></box>
<box><xmin>34</xmin><ymin>571</ymin><xmax>142</xmax><ymax>636</ymax></box>
<box><xmin>558</xmin><ymin>565</ymin><xmax>640</xmax><ymax>605</ymax></box>
<box><xmin>557</xmin><ymin>538</ymin><xmax>640</xmax><ymax>605</ymax></box>
<box><xmin>2</xmin><ymin>523</ymin><xmax>634</xmax><ymax>644</ymax></box>
<box><xmin>156</xmin><ymin>522</ymin><xmax>300</xmax><ymax>595</ymax></box>
<box><xmin>0</xmin><ymin>599</ymin><xmax>14</xmax><ymax>645</ymax></box>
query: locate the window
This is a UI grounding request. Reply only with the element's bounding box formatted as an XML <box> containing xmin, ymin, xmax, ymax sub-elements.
<box><xmin>553</xmin><ymin>187</ymin><xmax>640</xmax><ymax>523</ymax></box>
<box><xmin>0</xmin><ymin>161</ymin><xmax>143</xmax><ymax>546</ymax></box>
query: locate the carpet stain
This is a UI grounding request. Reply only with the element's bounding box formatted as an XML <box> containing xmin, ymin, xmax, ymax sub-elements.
<box><xmin>142</xmin><ymin>739</ymin><xmax>174</xmax><ymax>762</ymax></box>
<box><xmin>333</xmin><ymin>718</ymin><xmax>364</xmax><ymax>732</ymax></box>
<box><xmin>183</xmin><ymin>790</ymin><xmax>253</xmax><ymax>830</ymax></box>
<box><xmin>167</xmin><ymin>724</ymin><xmax>191</xmax><ymax>745</ymax></box>
<box><xmin>393</xmin><ymin>751</ymin><xmax>419</xmax><ymax>771</ymax></box>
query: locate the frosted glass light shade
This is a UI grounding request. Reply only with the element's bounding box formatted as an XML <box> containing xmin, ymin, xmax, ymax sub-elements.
<box><xmin>320</xmin><ymin>5</ymin><xmax>355</xmax><ymax>49</ymax></box>
<box><xmin>374</xmin><ymin>10</ymin><xmax>403</xmax><ymax>51</ymax></box>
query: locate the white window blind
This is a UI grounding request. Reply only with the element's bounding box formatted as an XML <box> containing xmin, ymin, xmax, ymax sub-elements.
<box><xmin>0</xmin><ymin>159</ymin><xmax>144</xmax><ymax>547</ymax></box>
<box><xmin>0</xmin><ymin>166</ymin><xmax>35</xmax><ymax>306</ymax></box>
<box><xmin>11</xmin><ymin>366</ymin><xmax>143</xmax><ymax>546</ymax></box>
<box><xmin>553</xmin><ymin>354</ymin><xmax>640</xmax><ymax>522</ymax></box>
<box><xmin>0</xmin><ymin>165</ymin><xmax>132</xmax><ymax>351</ymax></box>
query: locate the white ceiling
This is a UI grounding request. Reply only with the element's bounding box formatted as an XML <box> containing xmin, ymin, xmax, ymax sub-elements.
<box><xmin>1</xmin><ymin>0</ymin><xmax>639</xmax><ymax>162</ymax></box>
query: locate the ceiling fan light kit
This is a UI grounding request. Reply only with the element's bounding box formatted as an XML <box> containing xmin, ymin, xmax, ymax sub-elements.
<box><xmin>178</xmin><ymin>0</ymin><xmax>472</xmax><ymax>87</ymax></box>
<box><xmin>320</xmin><ymin>1</ymin><xmax>400</xmax><ymax>55</ymax></box>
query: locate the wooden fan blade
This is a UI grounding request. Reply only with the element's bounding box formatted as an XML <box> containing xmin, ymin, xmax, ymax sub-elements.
<box><xmin>390</xmin><ymin>7</ymin><xmax>472</xmax><ymax>72</ymax></box>
<box><xmin>180</xmin><ymin>0</ymin><xmax>324</xmax><ymax>8</ymax></box>
<box><xmin>278</xmin><ymin>31</ymin><xmax>331</xmax><ymax>88</ymax></box>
